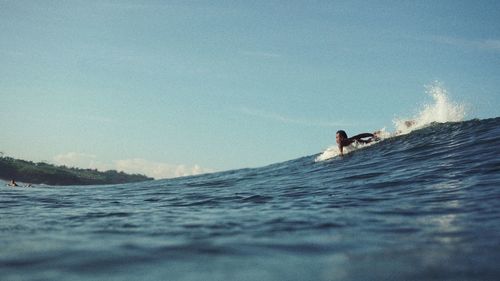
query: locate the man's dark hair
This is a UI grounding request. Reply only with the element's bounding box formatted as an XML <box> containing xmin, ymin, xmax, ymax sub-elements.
<box><xmin>336</xmin><ymin>130</ymin><xmax>348</xmax><ymax>138</ymax></box>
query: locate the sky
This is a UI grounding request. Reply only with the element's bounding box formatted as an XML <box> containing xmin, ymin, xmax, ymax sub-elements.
<box><xmin>1</xmin><ymin>0</ymin><xmax>499</xmax><ymax>179</ymax></box>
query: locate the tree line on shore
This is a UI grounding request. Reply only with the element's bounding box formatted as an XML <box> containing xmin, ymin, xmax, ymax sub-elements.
<box><xmin>0</xmin><ymin>155</ymin><xmax>153</xmax><ymax>186</ymax></box>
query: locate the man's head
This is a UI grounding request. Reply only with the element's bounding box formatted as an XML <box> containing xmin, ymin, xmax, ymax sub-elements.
<box><xmin>336</xmin><ymin>130</ymin><xmax>348</xmax><ymax>145</ymax></box>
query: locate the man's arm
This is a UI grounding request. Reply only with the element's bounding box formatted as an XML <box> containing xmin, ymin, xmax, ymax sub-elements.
<box><xmin>350</xmin><ymin>133</ymin><xmax>375</xmax><ymax>144</ymax></box>
<box><xmin>351</xmin><ymin>133</ymin><xmax>374</xmax><ymax>140</ymax></box>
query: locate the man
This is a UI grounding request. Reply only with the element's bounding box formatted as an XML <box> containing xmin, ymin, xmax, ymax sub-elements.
<box><xmin>7</xmin><ymin>179</ymin><xmax>19</xmax><ymax>187</ymax></box>
<box><xmin>336</xmin><ymin>130</ymin><xmax>377</xmax><ymax>156</ymax></box>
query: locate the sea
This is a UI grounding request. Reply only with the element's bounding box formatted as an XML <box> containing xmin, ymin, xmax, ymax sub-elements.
<box><xmin>1</xmin><ymin>86</ymin><xmax>500</xmax><ymax>281</ymax></box>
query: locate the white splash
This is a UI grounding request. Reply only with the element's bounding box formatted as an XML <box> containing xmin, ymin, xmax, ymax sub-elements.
<box><xmin>315</xmin><ymin>146</ymin><xmax>345</xmax><ymax>162</ymax></box>
<box><xmin>315</xmin><ymin>82</ymin><xmax>466</xmax><ymax>162</ymax></box>
<box><xmin>393</xmin><ymin>82</ymin><xmax>466</xmax><ymax>135</ymax></box>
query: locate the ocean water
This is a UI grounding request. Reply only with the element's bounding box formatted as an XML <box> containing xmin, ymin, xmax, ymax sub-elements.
<box><xmin>2</xmin><ymin>89</ymin><xmax>500</xmax><ymax>280</ymax></box>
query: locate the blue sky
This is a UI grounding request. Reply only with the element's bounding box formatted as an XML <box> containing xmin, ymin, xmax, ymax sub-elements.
<box><xmin>1</xmin><ymin>0</ymin><xmax>499</xmax><ymax>178</ymax></box>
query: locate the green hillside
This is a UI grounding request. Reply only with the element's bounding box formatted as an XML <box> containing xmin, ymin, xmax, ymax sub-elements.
<box><xmin>0</xmin><ymin>155</ymin><xmax>153</xmax><ymax>186</ymax></box>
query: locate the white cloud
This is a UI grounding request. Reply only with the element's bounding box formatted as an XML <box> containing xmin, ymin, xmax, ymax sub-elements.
<box><xmin>114</xmin><ymin>158</ymin><xmax>214</xmax><ymax>179</ymax></box>
<box><xmin>239</xmin><ymin>107</ymin><xmax>350</xmax><ymax>127</ymax></box>
<box><xmin>53</xmin><ymin>152</ymin><xmax>213</xmax><ymax>179</ymax></box>
<box><xmin>431</xmin><ymin>36</ymin><xmax>500</xmax><ymax>52</ymax></box>
<box><xmin>53</xmin><ymin>152</ymin><xmax>99</xmax><ymax>168</ymax></box>
<box><xmin>480</xmin><ymin>39</ymin><xmax>500</xmax><ymax>51</ymax></box>
<box><xmin>240</xmin><ymin>51</ymin><xmax>282</xmax><ymax>59</ymax></box>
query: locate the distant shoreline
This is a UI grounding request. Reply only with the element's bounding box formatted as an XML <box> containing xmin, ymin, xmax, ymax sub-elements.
<box><xmin>0</xmin><ymin>156</ymin><xmax>153</xmax><ymax>186</ymax></box>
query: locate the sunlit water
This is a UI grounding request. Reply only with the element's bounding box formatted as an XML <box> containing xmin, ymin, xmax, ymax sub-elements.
<box><xmin>2</xmin><ymin>117</ymin><xmax>500</xmax><ymax>281</ymax></box>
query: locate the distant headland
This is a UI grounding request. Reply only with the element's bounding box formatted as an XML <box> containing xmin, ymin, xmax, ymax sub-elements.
<box><xmin>0</xmin><ymin>155</ymin><xmax>153</xmax><ymax>186</ymax></box>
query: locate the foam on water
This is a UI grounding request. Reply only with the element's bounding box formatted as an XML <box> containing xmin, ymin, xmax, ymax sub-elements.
<box><xmin>316</xmin><ymin>82</ymin><xmax>467</xmax><ymax>162</ymax></box>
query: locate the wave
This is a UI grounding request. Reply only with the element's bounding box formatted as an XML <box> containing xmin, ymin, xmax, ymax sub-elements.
<box><xmin>316</xmin><ymin>82</ymin><xmax>467</xmax><ymax>162</ymax></box>
<box><xmin>3</xmin><ymin>114</ymin><xmax>499</xmax><ymax>281</ymax></box>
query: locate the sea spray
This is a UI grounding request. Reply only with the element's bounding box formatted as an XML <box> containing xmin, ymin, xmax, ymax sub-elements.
<box><xmin>393</xmin><ymin>82</ymin><xmax>466</xmax><ymax>135</ymax></box>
